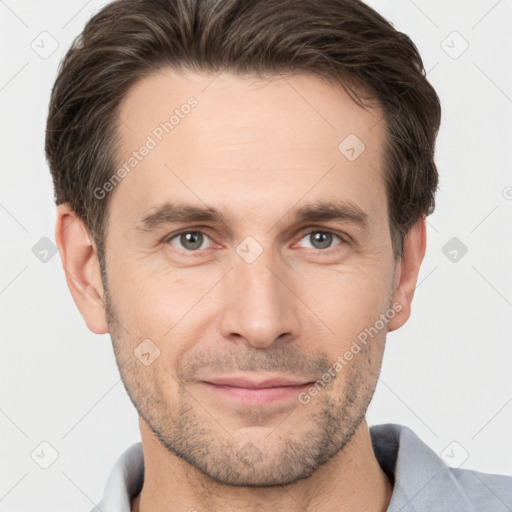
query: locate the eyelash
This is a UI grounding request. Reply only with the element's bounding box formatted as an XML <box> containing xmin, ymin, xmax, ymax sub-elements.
<box><xmin>163</xmin><ymin>228</ymin><xmax>347</xmax><ymax>256</ymax></box>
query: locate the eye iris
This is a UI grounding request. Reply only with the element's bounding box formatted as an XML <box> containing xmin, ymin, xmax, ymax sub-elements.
<box><xmin>181</xmin><ymin>232</ymin><xmax>203</xmax><ymax>250</ymax></box>
<box><xmin>311</xmin><ymin>231</ymin><xmax>332</xmax><ymax>249</ymax></box>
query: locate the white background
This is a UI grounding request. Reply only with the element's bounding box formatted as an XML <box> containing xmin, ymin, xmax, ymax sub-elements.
<box><xmin>1</xmin><ymin>0</ymin><xmax>511</xmax><ymax>510</ymax></box>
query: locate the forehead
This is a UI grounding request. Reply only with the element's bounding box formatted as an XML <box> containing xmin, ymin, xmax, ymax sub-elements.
<box><xmin>112</xmin><ymin>68</ymin><xmax>387</xmax><ymax>225</ymax></box>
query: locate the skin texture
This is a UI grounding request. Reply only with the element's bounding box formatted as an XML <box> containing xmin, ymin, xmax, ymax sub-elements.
<box><xmin>56</xmin><ymin>70</ymin><xmax>426</xmax><ymax>512</ymax></box>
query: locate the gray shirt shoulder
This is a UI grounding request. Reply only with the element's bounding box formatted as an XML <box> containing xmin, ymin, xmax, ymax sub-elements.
<box><xmin>370</xmin><ymin>423</ymin><xmax>512</xmax><ymax>511</ymax></box>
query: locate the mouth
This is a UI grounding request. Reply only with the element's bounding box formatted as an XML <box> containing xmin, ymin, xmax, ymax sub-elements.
<box><xmin>199</xmin><ymin>376</ymin><xmax>313</xmax><ymax>405</ymax></box>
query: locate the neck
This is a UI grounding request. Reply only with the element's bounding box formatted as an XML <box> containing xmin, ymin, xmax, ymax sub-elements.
<box><xmin>132</xmin><ymin>417</ymin><xmax>393</xmax><ymax>512</ymax></box>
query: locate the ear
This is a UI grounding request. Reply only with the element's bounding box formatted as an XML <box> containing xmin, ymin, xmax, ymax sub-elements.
<box><xmin>55</xmin><ymin>204</ymin><xmax>109</xmax><ymax>334</ymax></box>
<box><xmin>387</xmin><ymin>218</ymin><xmax>427</xmax><ymax>332</ymax></box>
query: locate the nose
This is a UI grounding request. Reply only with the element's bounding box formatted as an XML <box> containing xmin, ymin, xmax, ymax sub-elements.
<box><xmin>218</xmin><ymin>250</ymin><xmax>300</xmax><ymax>349</ymax></box>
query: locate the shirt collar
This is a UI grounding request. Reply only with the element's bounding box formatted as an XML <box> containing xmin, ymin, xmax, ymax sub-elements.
<box><xmin>370</xmin><ymin>423</ymin><xmax>477</xmax><ymax>512</ymax></box>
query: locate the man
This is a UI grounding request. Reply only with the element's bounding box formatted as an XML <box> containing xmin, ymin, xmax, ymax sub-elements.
<box><xmin>46</xmin><ymin>0</ymin><xmax>512</xmax><ymax>510</ymax></box>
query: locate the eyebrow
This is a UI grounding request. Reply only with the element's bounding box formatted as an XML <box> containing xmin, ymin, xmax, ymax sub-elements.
<box><xmin>294</xmin><ymin>201</ymin><xmax>368</xmax><ymax>228</ymax></box>
<box><xmin>135</xmin><ymin>200</ymin><xmax>369</xmax><ymax>232</ymax></box>
<box><xmin>136</xmin><ymin>203</ymin><xmax>230</xmax><ymax>231</ymax></box>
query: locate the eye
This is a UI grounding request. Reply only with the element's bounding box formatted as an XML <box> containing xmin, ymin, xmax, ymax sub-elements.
<box><xmin>167</xmin><ymin>231</ymin><xmax>213</xmax><ymax>252</ymax></box>
<box><xmin>297</xmin><ymin>230</ymin><xmax>343</xmax><ymax>251</ymax></box>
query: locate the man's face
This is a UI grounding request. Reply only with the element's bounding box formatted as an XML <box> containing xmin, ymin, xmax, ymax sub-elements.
<box><xmin>103</xmin><ymin>69</ymin><xmax>400</xmax><ymax>486</ymax></box>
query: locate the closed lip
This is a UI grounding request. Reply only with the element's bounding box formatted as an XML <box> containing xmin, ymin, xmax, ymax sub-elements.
<box><xmin>201</xmin><ymin>376</ymin><xmax>313</xmax><ymax>389</ymax></box>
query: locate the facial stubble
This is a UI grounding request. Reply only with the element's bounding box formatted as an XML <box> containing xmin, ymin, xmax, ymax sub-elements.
<box><xmin>102</xmin><ymin>270</ymin><xmax>389</xmax><ymax>488</ymax></box>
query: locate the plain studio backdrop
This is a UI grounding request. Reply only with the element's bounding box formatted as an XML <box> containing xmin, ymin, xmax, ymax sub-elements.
<box><xmin>1</xmin><ymin>1</ymin><xmax>511</xmax><ymax>510</ymax></box>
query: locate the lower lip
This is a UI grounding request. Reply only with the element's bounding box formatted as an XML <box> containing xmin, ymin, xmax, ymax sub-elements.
<box><xmin>201</xmin><ymin>382</ymin><xmax>311</xmax><ymax>405</ymax></box>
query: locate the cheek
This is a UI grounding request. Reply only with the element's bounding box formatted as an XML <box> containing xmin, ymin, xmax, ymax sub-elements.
<box><xmin>107</xmin><ymin>259</ymin><xmax>224</xmax><ymax>350</ymax></box>
<box><xmin>299</xmin><ymin>265</ymin><xmax>393</xmax><ymax>350</ymax></box>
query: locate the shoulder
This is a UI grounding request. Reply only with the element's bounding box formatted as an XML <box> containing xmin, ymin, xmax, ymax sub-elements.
<box><xmin>370</xmin><ymin>423</ymin><xmax>512</xmax><ymax>511</ymax></box>
<box><xmin>450</xmin><ymin>466</ymin><xmax>512</xmax><ymax>510</ymax></box>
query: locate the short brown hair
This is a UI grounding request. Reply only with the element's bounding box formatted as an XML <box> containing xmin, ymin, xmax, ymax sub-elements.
<box><xmin>45</xmin><ymin>0</ymin><xmax>441</xmax><ymax>261</ymax></box>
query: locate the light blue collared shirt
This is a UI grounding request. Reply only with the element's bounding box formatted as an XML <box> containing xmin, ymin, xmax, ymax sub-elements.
<box><xmin>92</xmin><ymin>423</ymin><xmax>512</xmax><ymax>511</ymax></box>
